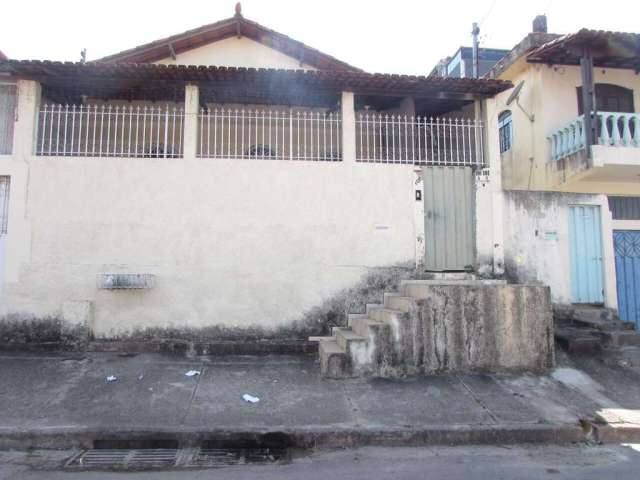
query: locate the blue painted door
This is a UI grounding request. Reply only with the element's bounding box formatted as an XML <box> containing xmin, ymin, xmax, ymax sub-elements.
<box><xmin>614</xmin><ymin>230</ymin><xmax>640</xmax><ymax>328</ymax></box>
<box><xmin>569</xmin><ymin>205</ymin><xmax>604</xmax><ymax>303</ymax></box>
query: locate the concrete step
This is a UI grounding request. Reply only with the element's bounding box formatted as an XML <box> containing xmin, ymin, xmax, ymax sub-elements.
<box><xmin>572</xmin><ymin>317</ymin><xmax>631</xmax><ymax>332</ymax></box>
<box><xmin>555</xmin><ymin>327</ymin><xmax>602</xmax><ymax>355</ymax></box>
<box><xmin>573</xmin><ymin>306</ymin><xmax>619</xmax><ymax>323</ymax></box>
<box><xmin>347</xmin><ymin>313</ymin><xmax>369</xmax><ymax>328</ymax></box>
<box><xmin>333</xmin><ymin>327</ymin><xmax>367</xmax><ymax>353</ymax></box>
<box><xmin>319</xmin><ymin>340</ymin><xmax>352</xmax><ymax>379</ymax></box>
<box><xmin>424</xmin><ymin>272</ymin><xmax>478</xmax><ymax>281</ymax></box>
<box><xmin>600</xmin><ymin>331</ymin><xmax>640</xmax><ymax>348</ymax></box>
<box><xmin>401</xmin><ymin>279</ymin><xmax>506</xmax><ymax>298</ymax></box>
<box><xmin>383</xmin><ymin>293</ymin><xmax>414</xmax><ymax>312</ymax></box>
<box><xmin>348</xmin><ymin>315</ymin><xmax>394</xmax><ymax>371</ymax></box>
<box><xmin>350</xmin><ymin>315</ymin><xmax>385</xmax><ymax>338</ymax></box>
<box><xmin>366</xmin><ymin>307</ymin><xmax>406</xmax><ymax>324</ymax></box>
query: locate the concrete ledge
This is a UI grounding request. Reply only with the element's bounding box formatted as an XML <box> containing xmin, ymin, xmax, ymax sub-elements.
<box><xmin>0</xmin><ymin>424</ymin><xmax>589</xmax><ymax>451</ymax></box>
<box><xmin>591</xmin><ymin>423</ymin><xmax>640</xmax><ymax>444</ymax></box>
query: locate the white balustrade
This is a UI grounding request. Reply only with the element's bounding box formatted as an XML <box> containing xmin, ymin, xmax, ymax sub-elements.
<box><xmin>549</xmin><ymin>112</ymin><xmax>640</xmax><ymax>161</ymax></box>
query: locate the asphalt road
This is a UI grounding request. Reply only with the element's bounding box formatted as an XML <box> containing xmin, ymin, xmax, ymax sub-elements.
<box><xmin>2</xmin><ymin>444</ymin><xmax>640</xmax><ymax>479</ymax></box>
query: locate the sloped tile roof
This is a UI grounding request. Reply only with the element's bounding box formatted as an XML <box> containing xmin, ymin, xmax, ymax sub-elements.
<box><xmin>96</xmin><ymin>14</ymin><xmax>361</xmax><ymax>72</ymax></box>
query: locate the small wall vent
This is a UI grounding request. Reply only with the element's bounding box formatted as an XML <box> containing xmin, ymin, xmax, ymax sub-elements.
<box><xmin>98</xmin><ymin>274</ymin><xmax>155</xmax><ymax>290</ymax></box>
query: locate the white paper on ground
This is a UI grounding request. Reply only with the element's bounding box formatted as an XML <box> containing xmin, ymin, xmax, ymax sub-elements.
<box><xmin>242</xmin><ymin>394</ymin><xmax>260</xmax><ymax>403</ymax></box>
<box><xmin>185</xmin><ymin>370</ymin><xmax>201</xmax><ymax>377</ymax></box>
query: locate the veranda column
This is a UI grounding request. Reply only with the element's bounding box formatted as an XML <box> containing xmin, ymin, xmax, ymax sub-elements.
<box><xmin>183</xmin><ymin>84</ymin><xmax>199</xmax><ymax>159</ymax></box>
<box><xmin>341</xmin><ymin>91</ymin><xmax>356</xmax><ymax>164</ymax></box>
<box><xmin>12</xmin><ymin>80</ymin><xmax>41</xmax><ymax>157</ymax></box>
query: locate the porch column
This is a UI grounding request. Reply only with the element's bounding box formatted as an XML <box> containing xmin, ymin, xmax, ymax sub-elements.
<box><xmin>183</xmin><ymin>84</ymin><xmax>199</xmax><ymax>159</ymax></box>
<box><xmin>399</xmin><ymin>96</ymin><xmax>416</xmax><ymax>117</ymax></box>
<box><xmin>580</xmin><ymin>47</ymin><xmax>596</xmax><ymax>164</ymax></box>
<box><xmin>341</xmin><ymin>91</ymin><xmax>356</xmax><ymax>164</ymax></box>
<box><xmin>12</xmin><ymin>80</ymin><xmax>41</xmax><ymax>158</ymax></box>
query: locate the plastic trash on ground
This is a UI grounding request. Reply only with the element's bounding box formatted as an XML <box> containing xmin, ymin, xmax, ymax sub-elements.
<box><xmin>242</xmin><ymin>393</ymin><xmax>260</xmax><ymax>403</ymax></box>
<box><xmin>185</xmin><ymin>370</ymin><xmax>201</xmax><ymax>377</ymax></box>
<box><xmin>105</xmin><ymin>375</ymin><xmax>117</xmax><ymax>382</ymax></box>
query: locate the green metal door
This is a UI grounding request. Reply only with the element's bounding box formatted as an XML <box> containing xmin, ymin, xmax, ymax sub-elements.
<box><xmin>423</xmin><ymin>166</ymin><xmax>475</xmax><ymax>271</ymax></box>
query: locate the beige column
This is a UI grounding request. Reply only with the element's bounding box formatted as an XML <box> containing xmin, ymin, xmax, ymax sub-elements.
<box><xmin>341</xmin><ymin>91</ymin><xmax>356</xmax><ymax>164</ymax></box>
<box><xmin>12</xmin><ymin>80</ymin><xmax>41</xmax><ymax>157</ymax></box>
<box><xmin>478</xmin><ymin>98</ymin><xmax>505</xmax><ymax>276</ymax></box>
<box><xmin>183</xmin><ymin>84</ymin><xmax>199</xmax><ymax>159</ymax></box>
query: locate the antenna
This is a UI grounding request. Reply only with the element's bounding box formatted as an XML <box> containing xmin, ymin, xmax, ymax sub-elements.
<box><xmin>506</xmin><ymin>80</ymin><xmax>534</xmax><ymax>122</ymax></box>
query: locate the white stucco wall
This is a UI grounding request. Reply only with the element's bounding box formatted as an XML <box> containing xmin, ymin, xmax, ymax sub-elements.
<box><xmin>502</xmin><ymin>190</ymin><xmax>617</xmax><ymax>307</ymax></box>
<box><xmin>1</xmin><ymin>155</ymin><xmax>419</xmax><ymax>337</ymax></box>
<box><xmin>154</xmin><ymin>36</ymin><xmax>314</xmax><ymax>70</ymax></box>
<box><xmin>0</xmin><ymin>81</ymin><xmax>502</xmax><ymax>338</ymax></box>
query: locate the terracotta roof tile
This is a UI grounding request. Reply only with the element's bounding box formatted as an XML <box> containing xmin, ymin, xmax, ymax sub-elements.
<box><xmin>0</xmin><ymin>60</ymin><xmax>512</xmax><ymax>98</ymax></box>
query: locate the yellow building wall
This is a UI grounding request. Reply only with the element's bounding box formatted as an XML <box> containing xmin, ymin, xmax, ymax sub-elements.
<box><xmin>488</xmin><ymin>58</ymin><xmax>640</xmax><ymax>194</ymax></box>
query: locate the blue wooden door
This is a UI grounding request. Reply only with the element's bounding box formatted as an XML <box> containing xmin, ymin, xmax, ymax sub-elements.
<box><xmin>614</xmin><ymin>230</ymin><xmax>640</xmax><ymax>328</ymax></box>
<box><xmin>569</xmin><ymin>205</ymin><xmax>604</xmax><ymax>303</ymax></box>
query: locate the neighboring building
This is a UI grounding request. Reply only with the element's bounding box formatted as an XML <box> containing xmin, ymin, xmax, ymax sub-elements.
<box><xmin>431</xmin><ymin>46</ymin><xmax>509</xmax><ymax>78</ymax></box>
<box><xmin>484</xmin><ymin>17</ymin><xmax>640</xmax><ymax>327</ymax></box>
<box><xmin>0</xmin><ymin>6</ymin><xmax>511</xmax><ymax>347</ymax></box>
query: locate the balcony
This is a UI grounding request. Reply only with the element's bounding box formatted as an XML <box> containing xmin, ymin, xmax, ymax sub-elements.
<box><xmin>33</xmin><ymin>102</ymin><xmax>485</xmax><ymax>167</ymax></box>
<box><xmin>547</xmin><ymin>112</ymin><xmax>640</xmax><ymax>192</ymax></box>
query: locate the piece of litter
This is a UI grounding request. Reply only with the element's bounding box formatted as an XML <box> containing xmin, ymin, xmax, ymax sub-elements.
<box><xmin>106</xmin><ymin>375</ymin><xmax>117</xmax><ymax>382</ymax></box>
<box><xmin>185</xmin><ymin>370</ymin><xmax>201</xmax><ymax>377</ymax></box>
<box><xmin>242</xmin><ymin>394</ymin><xmax>260</xmax><ymax>403</ymax></box>
<box><xmin>138</xmin><ymin>373</ymin><xmax>144</xmax><ymax>381</ymax></box>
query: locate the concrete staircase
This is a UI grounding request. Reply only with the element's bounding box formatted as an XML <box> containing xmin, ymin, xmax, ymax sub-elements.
<box><xmin>314</xmin><ymin>276</ymin><xmax>555</xmax><ymax>379</ymax></box>
<box><xmin>555</xmin><ymin>305</ymin><xmax>640</xmax><ymax>354</ymax></box>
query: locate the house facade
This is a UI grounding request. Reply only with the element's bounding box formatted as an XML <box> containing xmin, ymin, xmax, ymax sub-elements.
<box><xmin>485</xmin><ymin>21</ymin><xmax>640</xmax><ymax>327</ymax></box>
<box><xmin>0</xmin><ymin>8</ymin><xmax>510</xmax><ymax>347</ymax></box>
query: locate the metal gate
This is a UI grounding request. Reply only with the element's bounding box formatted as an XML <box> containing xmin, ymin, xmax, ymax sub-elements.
<box><xmin>423</xmin><ymin>166</ymin><xmax>475</xmax><ymax>271</ymax></box>
<box><xmin>614</xmin><ymin>230</ymin><xmax>640</xmax><ymax>328</ymax></box>
<box><xmin>568</xmin><ymin>205</ymin><xmax>604</xmax><ymax>303</ymax></box>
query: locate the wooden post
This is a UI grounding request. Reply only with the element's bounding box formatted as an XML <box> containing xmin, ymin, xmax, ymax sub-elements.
<box><xmin>580</xmin><ymin>47</ymin><xmax>596</xmax><ymax>164</ymax></box>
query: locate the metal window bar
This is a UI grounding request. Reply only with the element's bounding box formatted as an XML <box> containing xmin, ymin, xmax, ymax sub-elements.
<box><xmin>355</xmin><ymin>113</ymin><xmax>485</xmax><ymax>166</ymax></box>
<box><xmin>36</xmin><ymin>104</ymin><xmax>185</xmax><ymax>158</ymax></box>
<box><xmin>196</xmin><ymin>107</ymin><xmax>342</xmax><ymax>161</ymax></box>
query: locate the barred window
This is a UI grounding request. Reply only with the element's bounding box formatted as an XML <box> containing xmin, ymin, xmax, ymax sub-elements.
<box><xmin>0</xmin><ymin>176</ymin><xmax>9</xmax><ymax>235</ymax></box>
<box><xmin>498</xmin><ymin>110</ymin><xmax>512</xmax><ymax>153</ymax></box>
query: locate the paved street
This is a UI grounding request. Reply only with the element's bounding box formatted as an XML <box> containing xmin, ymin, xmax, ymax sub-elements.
<box><xmin>1</xmin><ymin>444</ymin><xmax>640</xmax><ymax>479</ymax></box>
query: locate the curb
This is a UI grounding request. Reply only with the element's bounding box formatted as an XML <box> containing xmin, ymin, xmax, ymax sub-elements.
<box><xmin>0</xmin><ymin>424</ymin><xmax>590</xmax><ymax>450</ymax></box>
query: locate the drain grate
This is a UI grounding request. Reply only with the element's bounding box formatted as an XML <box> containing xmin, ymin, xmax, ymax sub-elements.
<box><xmin>66</xmin><ymin>449</ymin><xmax>179</xmax><ymax>470</ymax></box>
<box><xmin>194</xmin><ymin>448</ymin><xmax>287</xmax><ymax>467</ymax></box>
<box><xmin>65</xmin><ymin>447</ymin><xmax>287</xmax><ymax>470</ymax></box>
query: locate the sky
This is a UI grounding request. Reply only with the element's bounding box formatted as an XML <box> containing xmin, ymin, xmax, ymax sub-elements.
<box><xmin>1</xmin><ymin>0</ymin><xmax>639</xmax><ymax>75</ymax></box>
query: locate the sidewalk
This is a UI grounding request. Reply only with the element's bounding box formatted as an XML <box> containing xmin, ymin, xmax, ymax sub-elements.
<box><xmin>0</xmin><ymin>347</ymin><xmax>639</xmax><ymax>449</ymax></box>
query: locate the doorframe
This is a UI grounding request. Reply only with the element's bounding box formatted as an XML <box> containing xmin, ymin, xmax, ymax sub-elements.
<box><xmin>567</xmin><ymin>200</ymin><xmax>617</xmax><ymax>309</ymax></box>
